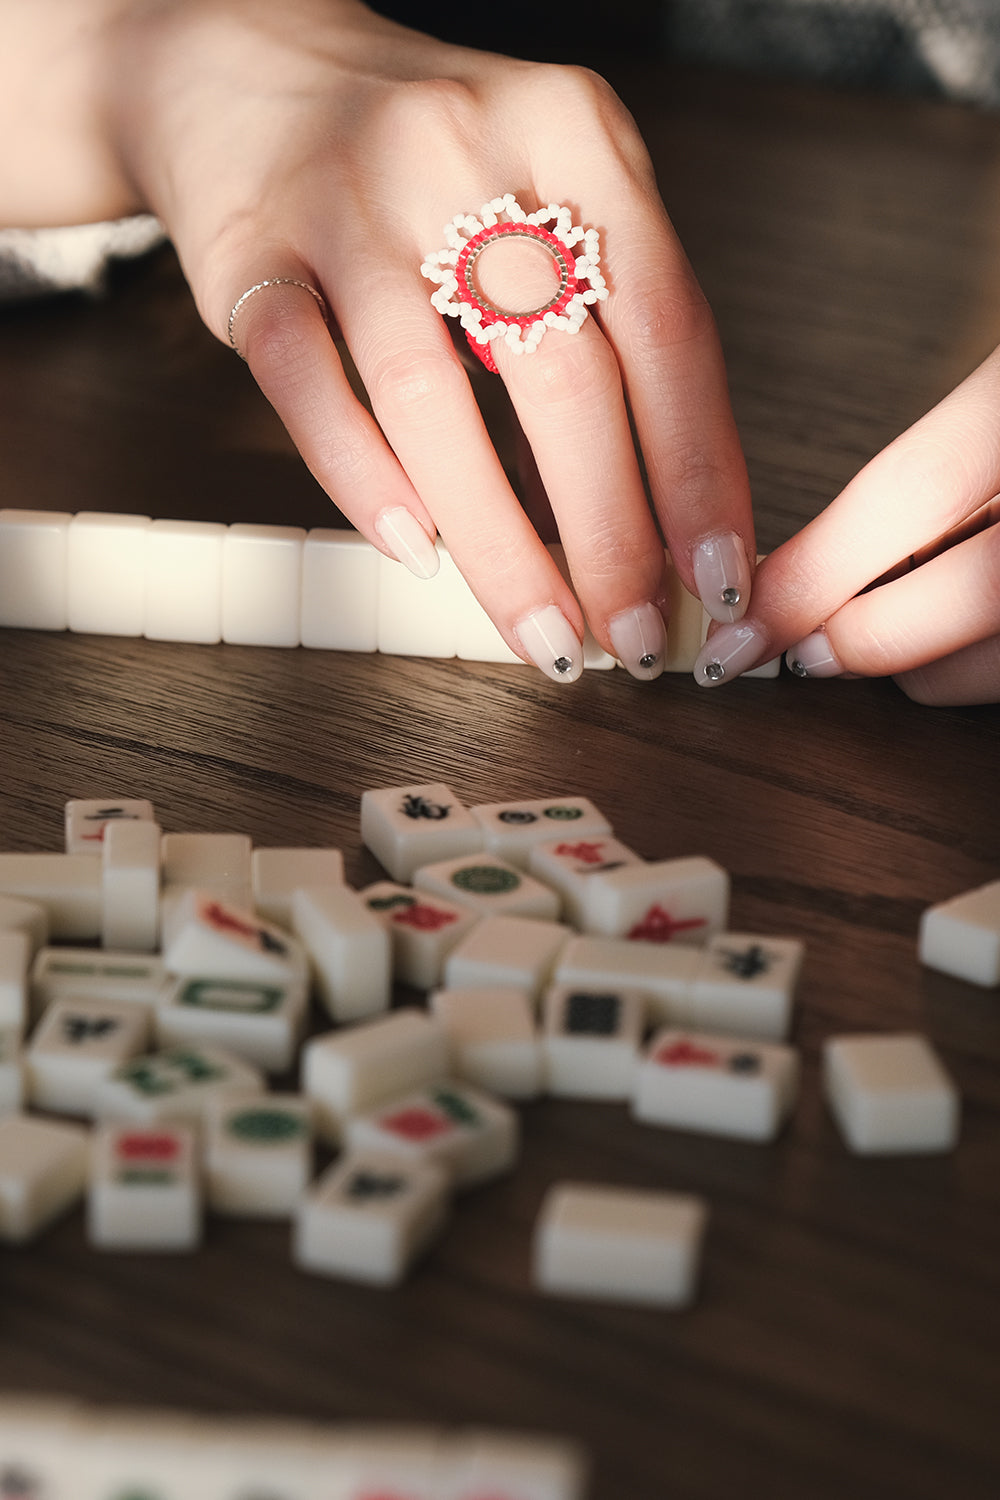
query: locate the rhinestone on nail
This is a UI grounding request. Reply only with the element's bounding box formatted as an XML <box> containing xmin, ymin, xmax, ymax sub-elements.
<box><xmin>721</xmin><ymin>586</ymin><xmax>741</xmax><ymax>607</ymax></box>
<box><xmin>639</xmin><ymin>653</ymin><xmax>658</xmax><ymax>670</ymax></box>
<box><xmin>553</xmin><ymin>656</ymin><xmax>574</xmax><ymax>675</ymax></box>
<box><xmin>703</xmin><ymin>661</ymin><xmax>725</xmax><ymax>682</ymax></box>
<box><xmin>789</xmin><ymin>659</ymin><xmax>809</xmax><ymax>677</ymax></box>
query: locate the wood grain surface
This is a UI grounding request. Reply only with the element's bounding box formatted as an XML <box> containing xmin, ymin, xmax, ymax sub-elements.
<box><xmin>1</xmin><ymin>65</ymin><xmax>999</xmax><ymax>1500</ymax></box>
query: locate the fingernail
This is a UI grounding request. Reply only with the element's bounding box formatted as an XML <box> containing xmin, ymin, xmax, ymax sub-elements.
<box><xmin>608</xmin><ymin>602</ymin><xmax>667</xmax><ymax>681</ymax></box>
<box><xmin>693</xmin><ymin>621</ymin><xmax>768</xmax><ymax>686</ymax></box>
<box><xmin>786</xmin><ymin>630</ymin><xmax>844</xmax><ymax>678</ymax></box>
<box><xmin>692</xmin><ymin>532</ymin><xmax>752</xmax><ymax>623</ymax></box>
<box><xmin>514</xmin><ymin>605</ymin><xmax>583</xmax><ymax>683</ymax></box>
<box><xmin>375</xmin><ymin>507</ymin><xmax>439</xmax><ymax>579</ymax></box>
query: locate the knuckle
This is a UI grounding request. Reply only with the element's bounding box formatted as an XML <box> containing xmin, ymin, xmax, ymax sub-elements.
<box><xmin>512</xmin><ymin>332</ymin><xmax>620</xmax><ymax>417</ymax></box>
<box><xmin>366</xmin><ymin>344</ymin><xmax>465</xmax><ymax>423</ymax></box>
<box><xmin>620</xmin><ymin>274</ymin><xmax>716</xmax><ymax>356</ymax></box>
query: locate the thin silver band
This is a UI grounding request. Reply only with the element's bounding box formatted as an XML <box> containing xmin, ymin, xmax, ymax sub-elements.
<box><xmin>227</xmin><ymin>278</ymin><xmax>328</xmax><ymax>359</ymax></box>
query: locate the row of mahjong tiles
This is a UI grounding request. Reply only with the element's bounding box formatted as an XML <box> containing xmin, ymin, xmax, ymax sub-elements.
<box><xmin>0</xmin><ymin>508</ymin><xmax>781</xmax><ymax>674</ymax></box>
<box><xmin>0</xmin><ymin>786</ymin><xmax>985</xmax><ymax>1296</ymax></box>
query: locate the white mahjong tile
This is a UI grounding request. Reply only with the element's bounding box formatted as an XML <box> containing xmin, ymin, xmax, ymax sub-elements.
<box><xmin>75</xmin><ymin>1409</ymin><xmax>229</xmax><ymax>1499</ymax></box>
<box><xmin>360</xmin><ymin>881</ymin><xmax>478</xmax><ymax>991</ymax></box>
<box><xmin>0</xmin><ymin>1028</ymin><xmax>25</xmax><ymax>1115</ymax></box>
<box><xmin>553</xmin><ymin>935</ymin><xmax>701</xmax><ymax>1027</ymax></box>
<box><xmin>0</xmin><ymin>928</ymin><xmax>30</xmax><ymax>1029</ymax></box>
<box><xmin>160</xmin><ymin>831</ymin><xmax>253</xmax><ymax>888</ymax></box>
<box><xmin>533</xmin><ymin>1182</ymin><xmax>708</xmax><ymax>1308</ymax></box>
<box><xmin>527</xmin><ymin>835</ymin><xmax>643</xmax><ymax>930</ymax></box>
<box><xmin>155</xmin><ymin>973</ymin><xmax>308</xmax><ymax>1074</ymax></box>
<box><xmin>66</xmin><ymin>511</ymin><xmax>151</xmax><ymax>638</ymax></box>
<box><xmin>300</xmin><ymin>527</ymin><xmax>380</xmax><ymax>652</ymax></box>
<box><xmin>360</xmin><ymin>781</ymin><xmax>483</xmax><ymax>883</ymax></box>
<box><xmin>163</xmin><ymin>890</ymin><xmax>306</xmax><ymax>984</ymax></box>
<box><xmin>468</xmin><ymin>797</ymin><xmax>613</xmax><ymax>869</ymax></box>
<box><xmin>222</xmin><ymin>522</ymin><xmax>305</xmax><ymax>647</ymax></box>
<box><xmin>687</xmin><ymin>933</ymin><xmax>805</xmax><ymax>1041</ymax></box>
<box><xmin>101</xmin><ymin>818</ymin><xmax>161</xmax><ymax>951</ymax></box>
<box><xmin>632</xmin><ymin>1028</ymin><xmax>799</xmax><ymax>1141</ymax></box>
<box><xmin>442</xmin><ymin>1430</ymin><xmax>588</xmax><ymax>1500</ymax></box>
<box><xmin>251</xmin><ymin>846</ymin><xmax>346</xmax><ymax>929</ymax></box>
<box><xmin>292</xmin><ymin>884</ymin><xmax>391</xmax><ymax>1022</ymax></box>
<box><xmin>293</xmin><ymin>1148</ymin><xmax>450</xmax><ymax>1286</ymax></box>
<box><xmin>64</xmin><ymin>797</ymin><xmax>156</xmax><ymax>856</ymax></box>
<box><xmin>204</xmin><ymin>1415</ymin><xmax>355</xmax><ymax>1499</ymax></box>
<box><xmin>204</xmin><ymin>1094</ymin><xmax>313</xmax><ymax>1217</ymax></box>
<box><xmin>87</xmin><ymin>1121</ymin><xmax>201</xmax><ymax>1251</ymax></box>
<box><xmin>27</xmin><ymin>996</ymin><xmax>152</xmax><ymax>1116</ymax></box>
<box><xmin>429</xmin><ymin>987</ymin><xmax>543</xmax><ymax>1100</ymax></box>
<box><xmin>301</xmin><ymin>1008</ymin><xmax>449</xmax><ymax>1145</ymax></box>
<box><xmin>0</xmin><ymin>1397</ymin><xmax>88</xmax><ymax>1500</ymax></box>
<box><xmin>823</xmin><ymin>1033</ymin><xmax>960</xmax><ymax>1154</ymax></box>
<box><xmin>0</xmin><ymin>1113</ymin><xmax>90</xmax><ymax>1243</ymax></box>
<box><xmin>541</xmin><ymin>984</ymin><xmax>645</xmax><ymax>1100</ymax></box>
<box><xmin>442</xmin><ymin>915</ymin><xmax>572</xmax><ymax>1003</ymax></box>
<box><xmin>344</xmin><ymin>1080</ymin><xmax>519</xmax><ymax>1189</ymax></box>
<box><xmin>0</xmin><ymin>853</ymin><xmax>102</xmax><ymax>941</ymax></box>
<box><xmin>376</xmin><ymin>540</ymin><xmax>472</xmax><ymax>658</ymax></box>
<box><xmin>580</xmin><ymin>856</ymin><xmax>729</xmax><ymax>945</ymax></box>
<box><xmin>918</xmin><ymin>879</ymin><xmax>1000</xmax><ymax>987</ymax></box>
<box><xmin>0</xmin><ymin>892</ymin><xmax>50</xmax><ymax>955</ymax></box>
<box><xmin>662</xmin><ymin>551</ymin><xmax>708</xmax><ymax>673</ymax></box>
<box><xmin>331</xmin><ymin>1428</ymin><xmax>450</xmax><ymax>1500</ymax></box>
<box><xmin>0</xmin><ymin>508</ymin><xmax>71</xmax><ymax>631</ymax></box>
<box><xmin>414</xmin><ymin>854</ymin><xmax>561</xmax><ymax>922</ymax></box>
<box><xmin>143</xmin><ymin>518</ymin><xmax>226</xmax><ymax>643</ymax></box>
<box><xmin>93</xmin><ymin>1043</ymin><xmax>265</xmax><ymax>1125</ymax></box>
<box><xmin>31</xmin><ymin>947</ymin><xmax>168</xmax><ymax>1018</ymax></box>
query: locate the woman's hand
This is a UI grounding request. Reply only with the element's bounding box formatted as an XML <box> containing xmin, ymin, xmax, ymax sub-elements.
<box><xmin>693</xmin><ymin>345</ymin><xmax>1000</xmax><ymax>705</ymax></box>
<box><xmin>94</xmin><ymin>0</ymin><xmax>755</xmax><ymax>681</ymax></box>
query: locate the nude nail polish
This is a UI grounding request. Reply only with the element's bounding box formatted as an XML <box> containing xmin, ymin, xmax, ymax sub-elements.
<box><xmin>786</xmin><ymin>631</ymin><xmax>844</xmax><ymax>678</ymax></box>
<box><xmin>693</xmin><ymin>621</ymin><xmax>768</xmax><ymax>686</ymax></box>
<box><xmin>608</xmin><ymin>603</ymin><xmax>667</xmax><ymax>681</ymax></box>
<box><xmin>514</xmin><ymin>605</ymin><xmax>583</xmax><ymax>684</ymax></box>
<box><xmin>692</xmin><ymin>532</ymin><xmax>752</xmax><ymax>623</ymax></box>
<box><xmin>375</xmin><ymin>507</ymin><xmax>439</xmax><ymax>580</ymax></box>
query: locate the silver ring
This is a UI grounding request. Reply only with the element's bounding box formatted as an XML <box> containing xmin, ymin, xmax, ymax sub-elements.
<box><xmin>227</xmin><ymin>278</ymin><xmax>328</xmax><ymax>359</ymax></box>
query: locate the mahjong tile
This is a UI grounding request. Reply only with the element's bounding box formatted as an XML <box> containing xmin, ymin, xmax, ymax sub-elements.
<box><xmin>87</xmin><ymin>1121</ymin><xmax>201</xmax><ymax>1251</ymax></box>
<box><xmin>155</xmin><ymin>974</ymin><xmax>308</xmax><ymax>1073</ymax></box>
<box><xmin>918</xmin><ymin>879</ymin><xmax>1000</xmax><ymax>987</ymax></box>
<box><xmin>541</xmin><ymin>984</ymin><xmax>644</xmax><ymax>1100</ymax></box>
<box><xmin>580</xmin><ymin>856</ymin><xmax>729</xmax><ymax>945</ymax></box>
<box><xmin>468</xmin><ymin>797</ymin><xmax>612</xmax><ymax>868</ymax></box>
<box><xmin>163</xmin><ymin>890</ymin><xmax>306</xmax><ymax>984</ymax></box>
<box><xmin>93</xmin><ymin>1043</ymin><xmax>265</xmax><ymax>1125</ymax></box>
<box><xmin>204</xmin><ymin>1094</ymin><xmax>313</xmax><ymax>1217</ymax></box>
<box><xmin>64</xmin><ymin>797</ymin><xmax>155</xmax><ymax>856</ymax></box>
<box><xmin>822</xmin><ymin>1033</ymin><xmax>959</xmax><ymax>1154</ymax></box>
<box><xmin>413</xmin><ymin>854</ymin><xmax>561</xmax><ymax>922</ymax></box>
<box><xmin>360</xmin><ymin>880</ymin><xmax>478</xmax><ymax>991</ymax></box>
<box><xmin>27</xmin><ymin>996</ymin><xmax>152</xmax><ymax>1116</ymax></box>
<box><xmin>687</xmin><ymin>933</ymin><xmax>805</xmax><ymax>1040</ymax></box>
<box><xmin>632</xmin><ymin>1028</ymin><xmax>799</xmax><ymax>1141</ymax></box>
<box><xmin>429</xmin><ymin>986</ymin><xmax>543</xmax><ymax>1099</ymax></box>
<box><xmin>527</xmin><ymin>835</ymin><xmax>642</xmax><ymax>930</ymax></box>
<box><xmin>344</xmin><ymin>1080</ymin><xmax>519</xmax><ymax>1188</ymax></box>
<box><xmin>291</xmin><ymin>884</ymin><xmax>391</xmax><ymax>1022</ymax></box>
<box><xmin>442</xmin><ymin>914</ymin><xmax>571</xmax><ymax>1003</ymax></box>
<box><xmin>0</xmin><ymin>1113</ymin><xmax>90</xmax><ymax>1243</ymax></box>
<box><xmin>360</xmin><ymin>782</ymin><xmax>483</xmax><ymax>883</ymax></box>
<box><xmin>301</xmin><ymin>1008</ymin><xmax>449</xmax><ymax>1145</ymax></box>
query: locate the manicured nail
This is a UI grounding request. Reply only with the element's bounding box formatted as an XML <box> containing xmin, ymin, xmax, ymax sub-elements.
<box><xmin>786</xmin><ymin>630</ymin><xmax>844</xmax><ymax>678</ymax></box>
<box><xmin>375</xmin><ymin>507</ymin><xmax>439</xmax><ymax>579</ymax></box>
<box><xmin>692</xmin><ymin>532</ymin><xmax>752</xmax><ymax>623</ymax></box>
<box><xmin>514</xmin><ymin>605</ymin><xmax>583</xmax><ymax>683</ymax></box>
<box><xmin>693</xmin><ymin>621</ymin><xmax>768</xmax><ymax>686</ymax></box>
<box><xmin>608</xmin><ymin>603</ymin><xmax>667</xmax><ymax>681</ymax></box>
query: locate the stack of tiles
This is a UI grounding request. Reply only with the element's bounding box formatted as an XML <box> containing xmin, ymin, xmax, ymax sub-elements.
<box><xmin>0</xmin><ymin>507</ymin><xmax>782</xmax><ymax>674</ymax></box>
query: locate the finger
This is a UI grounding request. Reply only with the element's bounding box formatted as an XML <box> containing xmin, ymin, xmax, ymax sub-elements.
<box><xmin>693</xmin><ymin>345</ymin><xmax>1000</xmax><ymax>685</ymax></box>
<box><xmin>228</xmin><ymin>270</ymin><xmax>443</xmax><ymax>579</ymax></box>
<box><xmin>786</xmin><ymin>521</ymin><xmax>1000</xmax><ymax>678</ymax></box>
<box><xmin>894</xmin><ymin>633</ymin><xmax>1000</xmax><ymax>706</ymax></box>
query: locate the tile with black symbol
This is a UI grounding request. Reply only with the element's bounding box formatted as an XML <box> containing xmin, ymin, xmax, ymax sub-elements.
<box><xmin>300</xmin><ymin>527</ymin><xmax>380</xmax><ymax>652</ymax></box>
<box><xmin>632</xmin><ymin>1028</ymin><xmax>799</xmax><ymax>1141</ymax></box>
<box><xmin>429</xmin><ymin>986</ymin><xmax>543</xmax><ymax>1100</ymax></box>
<box><xmin>0</xmin><ymin>892</ymin><xmax>50</xmax><ymax>957</ymax></box>
<box><xmin>27</xmin><ymin>996</ymin><xmax>152</xmax><ymax>1117</ymax></box>
<box><xmin>31</xmin><ymin>947</ymin><xmax>168</xmax><ymax>1020</ymax></box>
<box><xmin>442</xmin><ymin>1431</ymin><xmax>588</xmax><ymax>1500</ymax></box>
<box><xmin>160</xmin><ymin>831</ymin><xmax>253</xmax><ymax>892</ymax></box>
<box><xmin>0</xmin><ymin>508</ymin><xmax>72</xmax><ymax>632</ymax></box>
<box><xmin>143</xmin><ymin>518</ymin><xmax>226</xmax><ymax>643</ymax></box>
<box><xmin>93</xmin><ymin>1043</ymin><xmax>265</xmax><ymax>1125</ymax></box>
<box><xmin>163</xmin><ymin>890</ymin><xmax>306</xmax><ymax>985</ymax></box>
<box><xmin>87</xmin><ymin>1120</ymin><xmax>201</xmax><ymax>1251</ymax></box>
<box><xmin>64</xmin><ymin>796</ymin><xmax>156</xmax><ymax>856</ymax></box>
<box><xmin>553</xmin><ymin>935</ymin><xmax>701</xmax><ymax>1028</ymax></box>
<box><xmin>580</xmin><ymin>855</ymin><xmax>730</xmax><ymax>946</ymax></box>
<box><xmin>469</xmin><ymin>796</ymin><xmax>613</xmax><ymax>869</ymax></box>
<box><xmin>345</xmin><ymin>1080</ymin><xmax>519</xmax><ymax>1189</ymax></box>
<box><xmin>360</xmin><ymin>781</ymin><xmax>484</xmax><ymax>883</ymax></box>
<box><xmin>532</xmin><ymin>1182</ymin><xmax>708</xmax><ymax>1309</ymax></box>
<box><xmin>823</xmin><ymin>1033</ymin><xmax>959</xmax><ymax>1154</ymax></box>
<box><xmin>360</xmin><ymin>881</ymin><xmax>478</xmax><ymax>991</ymax></box>
<box><xmin>527</xmin><ymin>835</ymin><xmax>643</xmax><ymax>930</ymax></box>
<box><xmin>301</xmin><ymin>1008</ymin><xmax>449</xmax><ymax>1145</ymax></box>
<box><xmin>155</xmin><ymin>974</ymin><xmax>308</xmax><ymax>1074</ymax></box>
<box><xmin>688</xmin><ymin>933</ymin><xmax>805</xmax><ymax>1041</ymax></box>
<box><xmin>66</xmin><ymin>511</ymin><xmax>151</xmax><ymax>639</ymax></box>
<box><xmin>101</xmin><ymin>818</ymin><xmax>161</xmax><ymax>952</ymax></box>
<box><xmin>918</xmin><ymin>878</ymin><xmax>1000</xmax><ymax>987</ymax></box>
<box><xmin>204</xmin><ymin>1094</ymin><xmax>313</xmax><ymax>1217</ymax></box>
<box><xmin>0</xmin><ymin>853</ymin><xmax>102</xmax><ymax>941</ymax></box>
<box><xmin>0</xmin><ymin>1029</ymin><xmax>24</xmax><ymax>1115</ymax></box>
<box><xmin>252</xmin><ymin>846</ymin><xmax>345</xmax><ymax>929</ymax></box>
<box><xmin>293</xmin><ymin>1147</ymin><xmax>450</xmax><ymax>1285</ymax></box>
<box><xmin>541</xmin><ymin>984</ymin><xmax>645</xmax><ymax>1100</ymax></box>
<box><xmin>222</xmin><ymin>522</ymin><xmax>305</xmax><ymax>647</ymax></box>
<box><xmin>0</xmin><ymin>1398</ymin><xmax>88</xmax><ymax>1500</ymax></box>
<box><xmin>0</xmin><ymin>1112</ymin><xmax>90</xmax><ymax>1243</ymax></box>
<box><xmin>292</xmin><ymin>884</ymin><xmax>391</xmax><ymax>1022</ymax></box>
<box><xmin>414</xmin><ymin>854</ymin><xmax>561</xmax><ymax>923</ymax></box>
<box><xmin>0</xmin><ymin>929</ymin><xmax>30</xmax><ymax>1032</ymax></box>
<box><xmin>442</xmin><ymin>915</ymin><xmax>572</xmax><ymax>1004</ymax></box>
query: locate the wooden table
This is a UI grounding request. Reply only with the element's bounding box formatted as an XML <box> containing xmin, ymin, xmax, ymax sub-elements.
<box><xmin>1</xmin><ymin>65</ymin><xmax>999</xmax><ymax>1500</ymax></box>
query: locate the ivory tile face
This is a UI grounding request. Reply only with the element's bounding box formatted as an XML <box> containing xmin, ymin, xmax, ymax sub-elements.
<box><xmin>360</xmin><ymin>782</ymin><xmax>483</xmax><ymax>883</ymax></box>
<box><xmin>204</xmin><ymin>1094</ymin><xmax>313</xmax><ymax>1217</ymax></box>
<box><xmin>823</xmin><ymin>1033</ymin><xmax>960</xmax><ymax>1154</ymax></box>
<box><xmin>0</xmin><ymin>893</ymin><xmax>50</xmax><ymax>956</ymax></box>
<box><xmin>252</xmin><ymin>846</ymin><xmax>345</xmax><ymax>929</ymax></box>
<box><xmin>87</xmin><ymin>1121</ymin><xmax>201</xmax><ymax>1251</ymax></box>
<box><xmin>143</xmin><ymin>518</ymin><xmax>226</xmax><ymax>643</ymax></box>
<box><xmin>27</xmin><ymin>996</ymin><xmax>152</xmax><ymax>1116</ymax></box>
<box><xmin>155</xmin><ymin>974</ymin><xmax>308</xmax><ymax>1074</ymax></box>
<box><xmin>101</xmin><ymin>818</ymin><xmax>161</xmax><ymax>952</ymax></box>
<box><xmin>553</xmin><ymin>935</ymin><xmax>701</xmax><ymax>1028</ymax></box>
<box><xmin>688</xmin><ymin>933</ymin><xmax>805</xmax><ymax>1041</ymax></box>
<box><xmin>64</xmin><ymin>797</ymin><xmax>156</xmax><ymax>856</ymax></box>
<box><xmin>580</xmin><ymin>856</ymin><xmax>730</xmax><ymax>945</ymax></box>
<box><xmin>31</xmin><ymin>947</ymin><xmax>167</xmax><ymax>1017</ymax></box>
<box><xmin>0</xmin><ymin>853</ymin><xmax>102</xmax><ymax>941</ymax></box>
<box><xmin>291</xmin><ymin>885</ymin><xmax>391</xmax><ymax>1022</ymax></box>
<box><xmin>443</xmin><ymin>1431</ymin><xmax>588</xmax><ymax>1500</ymax></box>
<box><xmin>300</xmin><ymin>527</ymin><xmax>380</xmax><ymax>652</ymax></box>
<box><xmin>430</xmin><ymin>986</ymin><xmax>543</xmax><ymax>1100</ymax></box>
<box><xmin>469</xmin><ymin>797</ymin><xmax>613</xmax><ymax>869</ymax></box>
<box><xmin>345</xmin><ymin>1080</ymin><xmax>519</xmax><ymax>1189</ymax></box>
<box><xmin>541</xmin><ymin>983</ymin><xmax>645</xmax><ymax>1100</ymax></box>
<box><xmin>66</xmin><ymin>512</ymin><xmax>151</xmax><ymax>638</ymax></box>
<box><xmin>0</xmin><ymin>508</ymin><xmax>72</xmax><ymax>630</ymax></box>
<box><xmin>301</xmin><ymin>1009</ymin><xmax>449</xmax><ymax>1145</ymax></box>
<box><xmin>533</xmin><ymin>1182</ymin><xmax>708</xmax><ymax>1308</ymax></box>
<box><xmin>0</xmin><ymin>928</ymin><xmax>31</xmax><ymax>1031</ymax></box>
<box><xmin>222</xmin><ymin>523</ymin><xmax>305</xmax><ymax>647</ymax></box>
<box><xmin>163</xmin><ymin>890</ymin><xmax>306</xmax><ymax>985</ymax></box>
<box><xmin>360</xmin><ymin>881</ymin><xmax>477</xmax><ymax>991</ymax></box>
<box><xmin>528</xmin><ymin>835</ymin><xmax>642</xmax><ymax>930</ymax></box>
<box><xmin>93</xmin><ymin>1043</ymin><xmax>265</xmax><ymax>1125</ymax></box>
<box><xmin>632</xmin><ymin>1028</ymin><xmax>800</xmax><ymax>1141</ymax></box>
<box><xmin>414</xmin><ymin>854</ymin><xmax>561</xmax><ymax>922</ymax></box>
<box><xmin>918</xmin><ymin>879</ymin><xmax>1000</xmax><ymax>987</ymax></box>
<box><xmin>0</xmin><ymin>1113</ymin><xmax>90</xmax><ymax>1243</ymax></box>
<box><xmin>442</xmin><ymin>915</ymin><xmax>572</xmax><ymax>1002</ymax></box>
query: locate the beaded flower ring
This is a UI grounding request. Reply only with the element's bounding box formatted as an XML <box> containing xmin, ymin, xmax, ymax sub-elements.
<box><xmin>420</xmin><ymin>194</ymin><xmax>608</xmax><ymax>373</ymax></box>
